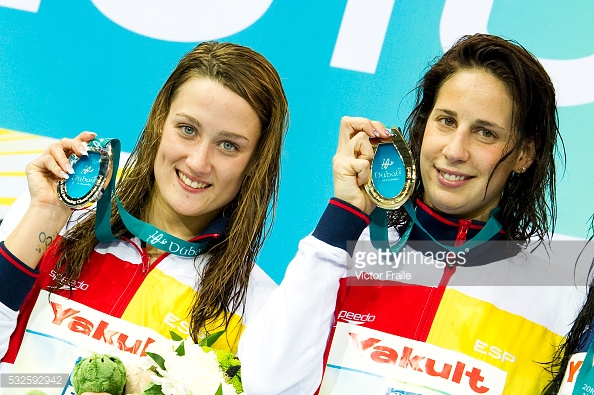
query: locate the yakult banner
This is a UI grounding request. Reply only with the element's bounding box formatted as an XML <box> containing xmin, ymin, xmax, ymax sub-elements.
<box><xmin>1</xmin><ymin>291</ymin><xmax>164</xmax><ymax>395</ymax></box>
<box><xmin>0</xmin><ymin>1</ymin><xmax>593</xmax><ymax>282</ymax></box>
<box><xmin>320</xmin><ymin>322</ymin><xmax>507</xmax><ymax>394</ymax></box>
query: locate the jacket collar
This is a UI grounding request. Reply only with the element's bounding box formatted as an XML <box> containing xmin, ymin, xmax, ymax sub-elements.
<box><xmin>189</xmin><ymin>210</ymin><xmax>228</xmax><ymax>243</ymax></box>
<box><xmin>404</xmin><ymin>199</ymin><xmax>519</xmax><ymax>266</ymax></box>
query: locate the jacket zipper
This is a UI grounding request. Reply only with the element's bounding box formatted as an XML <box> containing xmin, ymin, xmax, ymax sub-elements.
<box><xmin>416</xmin><ymin>218</ymin><xmax>469</xmax><ymax>340</ymax></box>
<box><xmin>455</xmin><ymin>219</ymin><xmax>471</xmax><ymax>247</ymax></box>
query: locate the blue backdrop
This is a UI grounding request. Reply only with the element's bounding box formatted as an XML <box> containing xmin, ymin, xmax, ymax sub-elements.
<box><xmin>1</xmin><ymin>0</ymin><xmax>593</xmax><ymax>283</ymax></box>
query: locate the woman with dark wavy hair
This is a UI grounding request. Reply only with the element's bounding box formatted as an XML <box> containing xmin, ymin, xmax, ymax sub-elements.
<box><xmin>240</xmin><ymin>34</ymin><xmax>584</xmax><ymax>394</ymax></box>
<box><xmin>391</xmin><ymin>33</ymin><xmax>559</xmax><ymax>243</ymax></box>
<box><xmin>0</xmin><ymin>41</ymin><xmax>288</xmax><ymax>385</ymax></box>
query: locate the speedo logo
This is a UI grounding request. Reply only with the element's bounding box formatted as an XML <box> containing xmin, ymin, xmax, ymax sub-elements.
<box><xmin>49</xmin><ymin>270</ymin><xmax>89</xmax><ymax>291</ymax></box>
<box><xmin>337</xmin><ymin>310</ymin><xmax>376</xmax><ymax>325</ymax></box>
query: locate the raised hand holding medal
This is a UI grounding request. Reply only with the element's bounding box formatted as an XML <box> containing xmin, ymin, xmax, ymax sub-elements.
<box><xmin>332</xmin><ymin>117</ymin><xmax>416</xmax><ymax>255</ymax></box>
<box><xmin>333</xmin><ymin>117</ymin><xmax>415</xmax><ymax>215</ymax></box>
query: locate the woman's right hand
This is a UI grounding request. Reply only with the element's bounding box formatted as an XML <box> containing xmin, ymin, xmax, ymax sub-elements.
<box><xmin>332</xmin><ymin>116</ymin><xmax>392</xmax><ymax>215</ymax></box>
<box><xmin>4</xmin><ymin>131</ymin><xmax>97</xmax><ymax>269</ymax></box>
<box><xmin>26</xmin><ymin>131</ymin><xmax>96</xmax><ymax>210</ymax></box>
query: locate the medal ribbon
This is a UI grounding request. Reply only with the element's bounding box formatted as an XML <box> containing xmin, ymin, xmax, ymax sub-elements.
<box><xmin>92</xmin><ymin>138</ymin><xmax>210</xmax><ymax>257</ymax></box>
<box><xmin>369</xmin><ymin>201</ymin><xmax>502</xmax><ymax>253</ymax></box>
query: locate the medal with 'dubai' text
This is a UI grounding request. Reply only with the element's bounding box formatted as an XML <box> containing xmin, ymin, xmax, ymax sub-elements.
<box><xmin>365</xmin><ymin>127</ymin><xmax>416</xmax><ymax>210</ymax></box>
<box><xmin>57</xmin><ymin>138</ymin><xmax>114</xmax><ymax>209</ymax></box>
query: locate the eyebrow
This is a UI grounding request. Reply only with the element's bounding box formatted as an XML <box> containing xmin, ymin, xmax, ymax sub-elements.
<box><xmin>434</xmin><ymin>108</ymin><xmax>505</xmax><ymax>131</ymax></box>
<box><xmin>177</xmin><ymin>113</ymin><xmax>250</xmax><ymax>142</ymax></box>
<box><xmin>218</xmin><ymin>130</ymin><xmax>250</xmax><ymax>142</ymax></box>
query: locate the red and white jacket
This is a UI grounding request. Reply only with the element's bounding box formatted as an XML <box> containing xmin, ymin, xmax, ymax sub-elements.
<box><xmin>0</xmin><ymin>195</ymin><xmax>587</xmax><ymax>394</ymax></box>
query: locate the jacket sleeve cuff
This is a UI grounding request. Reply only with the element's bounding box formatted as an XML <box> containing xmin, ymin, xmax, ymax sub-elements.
<box><xmin>0</xmin><ymin>241</ymin><xmax>39</xmax><ymax>311</ymax></box>
<box><xmin>312</xmin><ymin>198</ymin><xmax>370</xmax><ymax>254</ymax></box>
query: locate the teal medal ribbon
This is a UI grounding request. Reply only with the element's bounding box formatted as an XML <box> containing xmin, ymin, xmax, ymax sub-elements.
<box><xmin>112</xmin><ymin>197</ymin><xmax>210</xmax><ymax>257</ymax></box>
<box><xmin>574</xmin><ymin>340</ymin><xmax>594</xmax><ymax>392</ymax></box>
<box><xmin>369</xmin><ymin>200</ymin><xmax>502</xmax><ymax>253</ymax></box>
<box><xmin>66</xmin><ymin>137</ymin><xmax>210</xmax><ymax>257</ymax></box>
<box><xmin>92</xmin><ymin>138</ymin><xmax>120</xmax><ymax>242</ymax></box>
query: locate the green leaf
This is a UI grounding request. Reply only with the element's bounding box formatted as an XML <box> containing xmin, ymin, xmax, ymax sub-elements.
<box><xmin>169</xmin><ymin>331</ymin><xmax>183</xmax><ymax>341</ymax></box>
<box><xmin>214</xmin><ymin>384</ymin><xmax>223</xmax><ymax>395</ymax></box>
<box><xmin>198</xmin><ymin>330</ymin><xmax>225</xmax><ymax>347</ymax></box>
<box><xmin>145</xmin><ymin>352</ymin><xmax>166</xmax><ymax>371</ymax></box>
<box><xmin>141</xmin><ymin>383</ymin><xmax>164</xmax><ymax>395</ymax></box>
<box><xmin>175</xmin><ymin>340</ymin><xmax>185</xmax><ymax>356</ymax></box>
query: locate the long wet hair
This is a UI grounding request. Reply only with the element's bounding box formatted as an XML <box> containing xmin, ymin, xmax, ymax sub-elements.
<box><xmin>52</xmin><ymin>41</ymin><xmax>289</xmax><ymax>342</ymax></box>
<box><xmin>389</xmin><ymin>33</ymin><xmax>561</xmax><ymax>243</ymax></box>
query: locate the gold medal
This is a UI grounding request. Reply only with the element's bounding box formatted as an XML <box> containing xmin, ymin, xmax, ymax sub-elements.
<box><xmin>365</xmin><ymin>127</ymin><xmax>416</xmax><ymax>209</ymax></box>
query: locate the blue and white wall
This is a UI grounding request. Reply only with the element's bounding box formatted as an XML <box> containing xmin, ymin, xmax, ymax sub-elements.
<box><xmin>1</xmin><ymin>0</ymin><xmax>592</xmax><ymax>282</ymax></box>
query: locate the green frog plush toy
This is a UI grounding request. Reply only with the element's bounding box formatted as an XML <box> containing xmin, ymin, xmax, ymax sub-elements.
<box><xmin>71</xmin><ymin>354</ymin><xmax>126</xmax><ymax>395</ymax></box>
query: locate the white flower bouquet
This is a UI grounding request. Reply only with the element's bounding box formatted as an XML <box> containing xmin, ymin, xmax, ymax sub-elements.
<box><xmin>71</xmin><ymin>331</ymin><xmax>243</xmax><ymax>395</ymax></box>
<box><xmin>138</xmin><ymin>331</ymin><xmax>243</xmax><ymax>395</ymax></box>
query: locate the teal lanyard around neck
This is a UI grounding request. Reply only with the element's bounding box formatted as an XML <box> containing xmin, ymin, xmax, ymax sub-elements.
<box><xmin>369</xmin><ymin>200</ymin><xmax>502</xmax><ymax>253</ymax></box>
<box><xmin>93</xmin><ymin>138</ymin><xmax>120</xmax><ymax>243</ymax></box>
<box><xmin>93</xmin><ymin>138</ymin><xmax>210</xmax><ymax>257</ymax></box>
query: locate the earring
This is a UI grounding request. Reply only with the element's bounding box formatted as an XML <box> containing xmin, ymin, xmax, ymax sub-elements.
<box><xmin>519</xmin><ymin>166</ymin><xmax>526</xmax><ymax>173</ymax></box>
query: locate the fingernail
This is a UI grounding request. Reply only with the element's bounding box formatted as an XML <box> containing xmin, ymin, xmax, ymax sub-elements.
<box><xmin>373</xmin><ymin>129</ymin><xmax>380</xmax><ymax>138</ymax></box>
<box><xmin>60</xmin><ymin>171</ymin><xmax>69</xmax><ymax>179</ymax></box>
<box><xmin>66</xmin><ymin>163</ymin><xmax>75</xmax><ymax>174</ymax></box>
<box><xmin>87</xmin><ymin>131</ymin><xmax>97</xmax><ymax>136</ymax></box>
<box><xmin>80</xmin><ymin>142</ymin><xmax>88</xmax><ymax>156</ymax></box>
<box><xmin>384</xmin><ymin>128</ymin><xmax>392</xmax><ymax>137</ymax></box>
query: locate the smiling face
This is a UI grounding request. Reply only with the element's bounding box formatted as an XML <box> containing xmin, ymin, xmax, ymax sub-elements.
<box><xmin>151</xmin><ymin>77</ymin><xmax>261</xmax><ymax>236</ymax></box>
<box><xmin>420</xmin><ymin>69</ymin><xmax>533</xmax><ymax>222</ymax></box>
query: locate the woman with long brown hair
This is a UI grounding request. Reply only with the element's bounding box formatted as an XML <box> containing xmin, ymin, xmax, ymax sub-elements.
<box><xmin>0</xmin><ymin>41</ymin><xmax>288</xmax><ymax>385</ymax></box>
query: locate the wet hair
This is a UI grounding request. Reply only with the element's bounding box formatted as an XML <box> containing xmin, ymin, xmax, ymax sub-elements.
<box><xmin>390</xmin><ymin>33</ymin><xmax>562</xmax><ymax>243</ymax></box>
<box><xmin>53</xmin><ymin>41</ymin><xmax>289</xmax><ymax>345</ymax></box>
